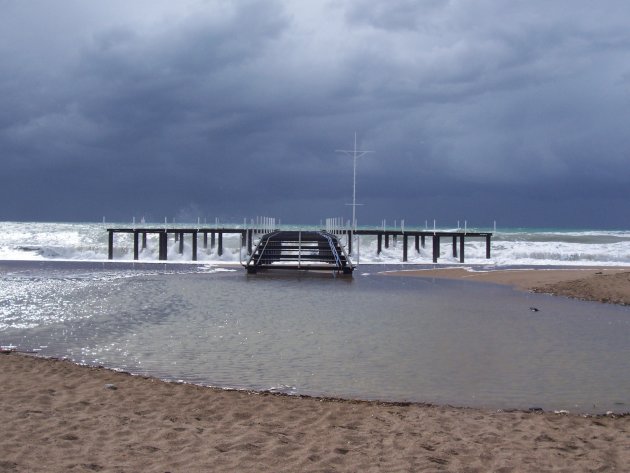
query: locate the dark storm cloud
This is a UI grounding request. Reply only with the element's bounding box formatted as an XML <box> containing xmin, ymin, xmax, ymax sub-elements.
<box><xmin>1</xmin><ymin>0</ymin><xmax>630</xmax><ymax>227</ymax></box>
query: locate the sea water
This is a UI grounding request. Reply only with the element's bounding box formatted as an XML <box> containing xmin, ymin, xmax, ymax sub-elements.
<box><xmin>2</xmin><ymin>221</ymin><xmax>630</xmax><ymax>266</ymax></box>
<box><xmin>1</xmin><ymin>258</ymin><xmax>629</xmax><ymax>413</ymax></box>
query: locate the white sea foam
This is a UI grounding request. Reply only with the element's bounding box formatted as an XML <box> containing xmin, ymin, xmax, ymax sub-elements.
<box><xmin>1</xmin><ymin>221</ymin><xmax>630</xmax><ymax>267</ymax></box>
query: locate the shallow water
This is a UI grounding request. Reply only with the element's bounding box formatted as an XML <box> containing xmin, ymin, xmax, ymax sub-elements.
<box><xmin>1</xmin><ymin>261</ymin><xmax>629</xmax><ymax>413</ymax></box>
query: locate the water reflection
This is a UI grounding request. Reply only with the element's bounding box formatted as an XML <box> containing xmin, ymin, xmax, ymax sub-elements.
<box><xmin>1</xmin><ymin>262</ymin><xmax>629</xmax><ymax>413</ymax></box>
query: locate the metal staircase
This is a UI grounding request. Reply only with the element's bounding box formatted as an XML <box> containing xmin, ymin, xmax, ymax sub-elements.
<box><xmin>244</xmin><ymin>231</ymin><xmax>354</xmax><ymax>274</ymax></box>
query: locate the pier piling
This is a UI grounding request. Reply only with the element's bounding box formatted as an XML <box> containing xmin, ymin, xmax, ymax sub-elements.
<box><xmin>159</xmin><ymin>232</ymin><xmax>167</xmax><ymax>260</ymax></box>
<box><xmin>403</xmin><ymin>235</ymin><xmax>408</xmax><ymax>262</ymax></box>
<box><xmin>347</xmin><ymin>230</ymin><xmax>352</xmax><ymax>255</ymax></box>
<box><xmin>108</xmin><ymin>231</ymin><xmax>114</xmax><ymax>260</ymax></box>
<box><xmin>486</xmin><ymin>235</ymin><xmax>491</xmax><ymax>259</ymax></box>
<box><xmin>432</xmin><ymin>235</ymin><xmax>440</xmax><ymax>263</ymax></box>
<box><xmin>106</xmin><ymin>226</ymin><xmax>492</xmax><ymax>264</ymax></box>
<box><xmin>133</xmin><ymin>232</ymin><xmax>139</xmax><ymax>260</ymax></box>
<box><xmin>192</xmin><ymin>231</ymin><xmax>198</xmax><ymax>261</ymax></box>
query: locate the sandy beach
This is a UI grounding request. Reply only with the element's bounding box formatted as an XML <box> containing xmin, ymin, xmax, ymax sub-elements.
<box><xmin>0</xmin><ymin>352</ymin><xmax>628</xmax><ymax>473</ymax></box>
<box><xmin>386</xmin><ymin>267</ymin><xmax>630</xmax><ymax>305</ymax></box>
<box><xmin>2</xmin><ymin>267</ymin><xmax>629</xmax><ymax>472</ymax></box>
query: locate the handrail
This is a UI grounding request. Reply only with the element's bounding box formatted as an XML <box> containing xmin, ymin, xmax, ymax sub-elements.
<box><xmin>337</xmin><ymin>233</ymin><xmax>354</xmax><ymax>268</ymax></box>
<box><xmin>244</xmin><ymin>231</ymin><xmax>280</xmax><ymax>268</ymax></box>
<box><xmin>320</xmin><ymin>232</ymin><xmax>342</xmax><ymax>269</ymax></box>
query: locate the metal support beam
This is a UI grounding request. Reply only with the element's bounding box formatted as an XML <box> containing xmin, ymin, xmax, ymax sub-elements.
<box><xmin>108</xmin><ymin>231</ymin><xmax>114</xmax><ymax>260</ymax></box>
<box><xmin>377</xmin><ymin>234</ymin><xmax>382</xmax><ymax>254</ymax></box>
<box><xmin>421</xmin><ymin>235</ymin><xmax>426</xmax><ymax>248</ymax></box>
<box><xmin>142</xmin><ymin>232</ymin><xmax>147</xmax><ymax>250</ymax></box>
<box><xmin>192</xmin><ymin>231</ymin><xmax>198</xmax><ymax>261</ymax></box>
<box><xmin>203</xmin><ymin>232</ymin><xmax>208</xmax><ymax>249</ymax></box>
<box><xmin>211</xmin><ymin>232</ymin><xmax>216</xmax><ymax>250</ymax></box>
<box><xmin>486</xmin><ymin>235</ymin><xmax>491</xmax><ymax>259</ymax></box>
<box><xmin>452</xmin><ymin>235</ymin><xmax>458</xmax><ymax>258</ymax></box>
<box><xmin>432</xmin><ymin>235</ymin><xmax>440</xmax><ymax>263</ymax></box>
<box><xmin>384</xmin><ymin>234</ymin><xmax>389</xmax><ymax>249</ymax></box>
<box><xmin>218</xmin><ymin>232</ymin><xmax>223</xmax><ymax>256</ymax></box>
<box><xmin>133</xmin><ymin>231</ymin><xmax>139</xmax><ymax>260</ymax></box>
<box><xmin>159</xmin><ymin>232</ymin><xmax>167</xmax><ymax>260</ymax></box>
<box><xmin>347</xmin><ymin>229</ymin><xmax>352</xmax><ymax>255</ymax></box>
<box><xmin>403</xmin><ymin>235</ymin><xmax>408</xmax><ymax>262</ymax></box>
<box><xmin>460</xmin><ymin>235</ymin><xmax>465</xmax><ymax>263</ymax></box>
<box><xmin>415</xmin><ymin>235</ymin><xmax>420</xmax><ymax>253</ymax></box>
<box><xmin>178</xmin><ymin>232</ymin><xmax>184</xmax><ymax>255</ymax></box>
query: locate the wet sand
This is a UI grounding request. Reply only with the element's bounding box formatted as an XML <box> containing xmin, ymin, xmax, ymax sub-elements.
<box><xmin>2</xmin><ymin>267</ymin><xmax>630</xmax><ymax>472</ymax></box>
<box><xmin>386</xmin><ymin>267</ymin><xmax>630</xmax><ymax>305</ymax></box>
<box><xmin>1</xmin><ymin>352</ymin><xmax>628</xmax><ymax>472</ymax></box>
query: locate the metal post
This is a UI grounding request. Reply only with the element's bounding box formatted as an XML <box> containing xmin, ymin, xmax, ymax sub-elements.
<box><xmin>377</xmin><ymin>233</ymin><xmax>382</xmax><ymax>255</ymax></box>
<box><xmin>385</xmin><ymin>234</ymin><xmax>389</xmax><ymax>249</ymax></box>
<box><xmin>142</xmin><ymin>232</ymin><xmax>147</xmax><ymax>250</ymax></box>
<box><xmin>421</xmin><ymin>235</ymin><xmax>426</xmax><ymax>248</ymax></box>
<box><xmin>486</xmin><ymin>235</ymin><xmax>491</xmax><ymax>259</ymax></box>
<box><xmin>432</xmin><ymin>235</ymin><xmax>440</xmax><ymax>263</ymax></box>
<box><xmin>159</xmin><ymin>232</ymin><xmax>167</xmax><ymax>260</ymax></box>
<box><xmin>192</xmin><ymin>231</ymin><xmax>198</xmax><ymax>261</ymax></box>
<box><xmin>247</xmin><ymin>229</ymin><xmax>253</xmax><ymax>255</ymax></box>
<box><xmin>403</xmin><ymin>235</ymin><xmax>408</xmax><ymax>262</ymax></box>
<box><xmin>452</xmin><ymin>235</ymin><xmax>457</xmax><ymax>258</ymax></box>
<box><xmin>460</xmin><ymin>235</ymin><xmax>465</xmax><ymax>263</ymax></box>
<box><xmin>347</xmin><ymin>229</ymin><xmax>352</xmax><ymax>255</ymax></box>
<box><xmin>108</xmin><ymin>230</ymin><xmax>114</xmax><ymax>260</ymax></box>
<box><xmin>336</xmin><ymin>133</ymin><xmax>373</xmax><ymax>237</ymax></box>
<box><xmin>218</xmin><ymin>232</ymin><xmax>223</xmax><ymax>256</ymax></box>
<box><xmin>211</xmin><ymin>232</ymin><xmax>216</xmax><ymax>250</ymax></box>
<box><xmin>415</xmin><ymin>235</ymin><xmax>420</xmax><ymax>253</ymax></box>
<box><xmin>178</xmin><ymin>232</ymin><xmax>184</xmax><ymax>255</ymax></box>
<box><xmin>203</xmin><ymin>232</ymin><xmax>208</xmax><ymax>249</ymax></box>
<box><xmin>133</xmin><ymin>231</ymin><xmax>139</xmax><ymax>260</ymax></box>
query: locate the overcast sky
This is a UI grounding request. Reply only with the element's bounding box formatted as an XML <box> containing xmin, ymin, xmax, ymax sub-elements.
<box><xmin>2</xmin><ymin>0</ymin><xmax>630</xmax><ymax>228</ymax></box>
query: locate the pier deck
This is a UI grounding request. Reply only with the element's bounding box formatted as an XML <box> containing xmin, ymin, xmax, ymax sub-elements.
<box><xmin>106</xmin><ymin>227</ymin><xmax>492</xmax><ymax>264</ymax></box>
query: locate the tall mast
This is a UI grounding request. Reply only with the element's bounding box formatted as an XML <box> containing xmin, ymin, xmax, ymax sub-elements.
<box><xmin>336</xmin><ymin>132</ymin><xmax>373</xmax><ymax>233</ymax></box>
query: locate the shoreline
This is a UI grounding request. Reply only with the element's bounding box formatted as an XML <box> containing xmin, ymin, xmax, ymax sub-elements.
<box><xmin>383</xmin><ymin>266</ymin><xmax>630</xmax><ymax>305</ymax></box>
<box><xmin>1</xmin><ymin>353</ymin><xmax>628</xmax><ymax>472</ymax></box>
<box><xmin>2</xmin><ymin>264</ymin><xmax>630</xmax><ymax>471</ymax></box>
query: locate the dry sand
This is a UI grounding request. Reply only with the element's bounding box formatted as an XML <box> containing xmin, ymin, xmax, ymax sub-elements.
<box><xmin>0</xmin><ymin>353</ymin><xmax>628</xmax><ymax>473</ymax></box>
<box><xmin>2</xmin><ymin>267</ymin><xmax>630</xmax><ymax>472</ymax></box>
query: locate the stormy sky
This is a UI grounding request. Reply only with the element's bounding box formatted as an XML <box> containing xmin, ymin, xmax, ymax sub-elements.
<box><xmin>2</xmin><ymin>0</ymin><xmax>630</xmax><ymax>228</ymax></box>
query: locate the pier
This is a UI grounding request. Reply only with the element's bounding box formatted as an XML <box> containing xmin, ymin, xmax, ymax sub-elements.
<box><xmin>352</xmin><ymin>229</ymin><xmax>492</xmax><ymax>263</ymax></box>
<box><xmin>106</xmin><ymin>227</ymin><xmax>251</xmax><ymax>261</ymax></box>
<box><xmin>106</xmin><ymin>226</ymin><xmax>492</xmax><ymax>265</ymax></box>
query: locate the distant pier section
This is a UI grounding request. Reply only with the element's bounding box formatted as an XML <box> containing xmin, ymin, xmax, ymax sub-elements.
<box><xmin>106</xmin><ymin>225</ymin><xmax>492</xmax><ymax>264</ymax></box>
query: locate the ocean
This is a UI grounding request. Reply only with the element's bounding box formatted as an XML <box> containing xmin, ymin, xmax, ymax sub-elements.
<box><xmin>1</xmin><ymin>221</ymin><xmax>629</xmax><ymax>413</ymax></box>
<box><xmin>2</xmin><ymin>221</ymin><xmax>630</xmax><ymax>266</ymax></box>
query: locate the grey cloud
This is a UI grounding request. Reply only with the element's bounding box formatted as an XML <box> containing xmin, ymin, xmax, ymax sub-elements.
<box><xmin>1</xmin><ymin>0</ymin><xmax>630</xmax><ymax>226</ymax></box>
